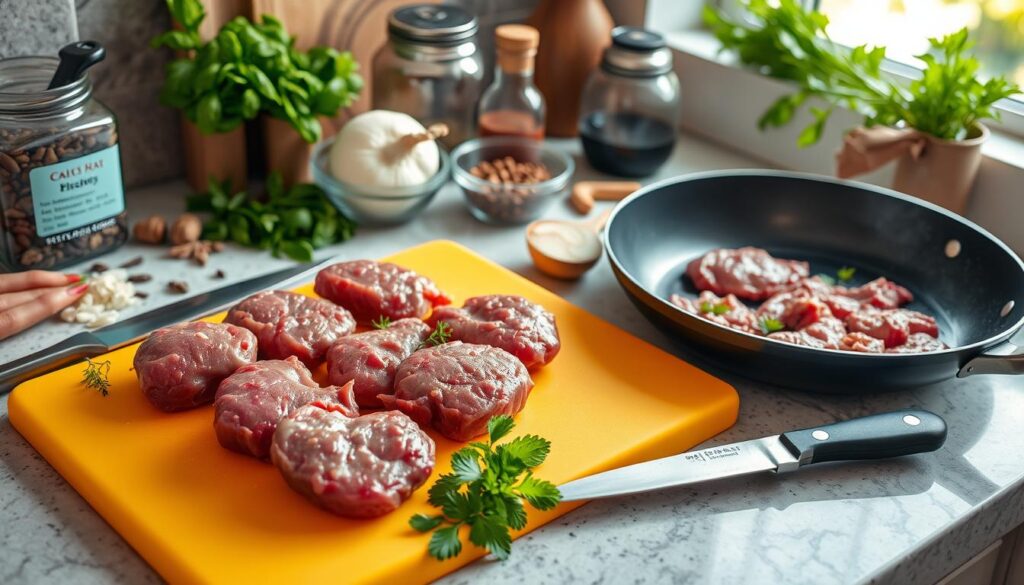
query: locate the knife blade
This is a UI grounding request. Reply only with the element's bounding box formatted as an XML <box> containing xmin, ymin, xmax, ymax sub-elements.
<box><xmin>0</xmin><ymin>256</ymin><xmax>336</xmax><ymax>393</ymax></box>
<box><xmin>558</xmin><ymin>409</ymin><xmax>947</xmax><ymax>502</ymax></box>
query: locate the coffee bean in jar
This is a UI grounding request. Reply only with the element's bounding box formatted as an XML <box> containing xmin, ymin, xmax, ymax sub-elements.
<box><xmin>0</xmin><ymin>44</ymin><xmax>127</xmax><ymax>272</ymax></box>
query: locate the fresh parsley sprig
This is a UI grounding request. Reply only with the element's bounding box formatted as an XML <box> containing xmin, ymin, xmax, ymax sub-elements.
<box><xmin>418</xmin><ymin>321</ymin><xmax>452</xmax><ymax>350</ymax></box>
<box><xmin>82</xmin><ymin>358</ymin><xmax>112</xmax><ymax>396</ymax></box>
<box><xmin>186</xmin><ymin>172</ymin><xmax>356</xmax><ymax>262</ymax></box>
<box><xmin>410</xmin><ymin>415</ymin><xmax>561</xmax><ymax>561</ymax></box>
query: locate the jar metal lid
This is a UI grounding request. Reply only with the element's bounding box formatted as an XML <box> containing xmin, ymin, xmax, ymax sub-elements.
<box><xmin>602</xmin><ymin>27</ymin><xmax>673</xmax><ymax>77</ymax></box>
<box><xmin>389</xmin><ymin>4</ymin><xmax>478</xmax><ymax>45</ymax></box>
<box><xmin>0</xmin><ymin>56</ymin><xmax>92</xmax><ymax>117</ymax></box>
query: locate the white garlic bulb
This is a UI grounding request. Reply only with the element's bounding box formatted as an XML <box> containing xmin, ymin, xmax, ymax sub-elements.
<box><xmin>329</xmin><ymin>110</ymin><xmax>443</xmax><ymax>188</ymax></box>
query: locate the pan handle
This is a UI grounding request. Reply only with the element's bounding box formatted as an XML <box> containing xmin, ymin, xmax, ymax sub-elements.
<box><xmin>958</xmin><ymin>342</ymin><xmax>1024</xmax><ymax>377</ymax></box>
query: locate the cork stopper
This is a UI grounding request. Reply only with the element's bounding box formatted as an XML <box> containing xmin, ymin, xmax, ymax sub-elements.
<box><xmin>495</xmin><ymin>24</ymin><xmax>539</xmax><ymax>74</ymax></box>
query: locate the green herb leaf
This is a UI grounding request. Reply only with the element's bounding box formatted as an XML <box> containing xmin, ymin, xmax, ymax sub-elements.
<box><xmin>277</xmin><ymin>239</ymin><xmax>314</xmax><ymax>262</ymax></box>
<box><xmin>427</xmin><ymin>525</ymin><xmax>463</xmax><ymax>561</ymax></box>
<box><xmin>837</xmin><ymin>266</ymin><xmax>856</xmax><ymax>282</ymax></box>
<box><xmin>699</xmin><ymin>301</ymin><xmax>713</xmax><ymax>313</ymax></box>
<box><xmin>487</xmin><ymin>415</ymin><xmax>515</xmax><ymax>444</ymax></box>
<box><xmin>515</xmin><ymin>476</ymin><xmax>561</xmax><ymax>511</ymax></box>
<box><xmin>413</xmin><ymin>416</ymin><xmax>560</xmax><ymax>562</ymax></box>
<box><xmin>451</xmin><ymin>448</ymin><xmax>483</xmax><ymax>483</ymax></box>
<box><xmin>418</xmin><ymin>321</ymin><xmax>452</xmax><ymax>350</ymax></box>
<box><xmin>409</xmin><ymin>514</ymin><xmax>444</xmax><ymax>533</ymax></box>
<box><xmin>469</xmin><ymin>515</ymin><xmax>512</xmax><ymax>560</ymax></box>
<box><xmin>759</xmin><ymin>317</ymin><xmax>785</xmax><ymax>335</ymax></box>
<box><xmin>371</xmin><ymin>315</ymin><xmax>392</xmax><ymax>330</ymax></box>
<box><xmin>81</xmin><ymin>358</ymin><xmax>112</xmax><ymax>397</ymax></box>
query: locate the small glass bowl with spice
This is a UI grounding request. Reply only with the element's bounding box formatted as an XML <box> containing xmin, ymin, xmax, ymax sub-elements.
<box><xmin>451</xmin><ymin>136</ymin><xmax>573</xmax><ymax>224</ymax></box>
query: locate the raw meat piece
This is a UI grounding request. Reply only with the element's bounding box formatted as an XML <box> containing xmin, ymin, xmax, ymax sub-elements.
<box><xmin>801</xmin><ymin>316</ymin><xmax>847</xmax><ymax>346</ymax></box>
<box><xmin>844</xmin><ymin>309</ymin><xmax>938</xmax><ymax>348</ymax></box>
<box><xmin>314</xmin><ymin>260</ymin><xmax>450</xmax><ymax>324</ymax></box>
<box><xmin>134</xmin><ymin>321</ymin><xmax>257</xmax><ymax>412</ymax></box>
<box><xmin>428</xmin><ymin>295</ymin><xmax>560</xmax><ymax>369</ymax></box>
<box><xmin>271</xmin><ymin>405</ymin><xmax>434</xmax><ymax>518</ymax></box>
<box><xmin>834</xmin><ymin>278</ymin><xmax>913</xmax><ymax>310</ymax></box>
<box><xmin>382</xmin><ymin>342</ymin><xmax>534</xmax><ymax>441</ymax></box>
<box><xmin>767</xmin><ymin>330</ymin><xmax>839</xmax><ymax>350</ymax></box>
<box><xmin>841</xmin><ymin>332</ymin><xmax>885</xmax><ymax>353</ymax></box>
<box><xmin>757</xmin><ymin>285</ymin><xmax>832</xmax><ymax>331</ymax></box>
<box><xmin>214</xmin><ymin>357</ymin><xmax>359</xmax><ymax>459</ymax></box>
<box><xmin>224</xmin><ymin>290</ymin><xmax>355</xmax><ymax>366</ymax></box>
<box><xmin>886</xmin><ymin>333</ymin><xmax>947</xmax><ymax>353</ymax></box>
<box><xmin>326</xmin><ymin>318</ymin><xmax>431</xmax><ymax>408</ymax></box>
<box><xmin>686</xmin><ymin>247</ymin><xmax>809</xmax><ymax>301</ymax></box>
<box><xmin>670</xmin><ymin>291</ymin><xmax>760</xmax><ymax>334</ymax></box>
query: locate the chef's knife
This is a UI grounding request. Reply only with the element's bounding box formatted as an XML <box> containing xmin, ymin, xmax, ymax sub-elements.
<box><xmin>0</xmin><ymin>257</ymin><xmax>336</xmax><ymax>393</ymax></box>
<box><xmin>558</xmin><ymin>410</ymin><xmax>947</xmax><ymax>501</ymax></box>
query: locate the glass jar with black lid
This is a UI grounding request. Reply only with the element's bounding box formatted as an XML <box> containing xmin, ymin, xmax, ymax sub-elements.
<box><xmin>0</xmin><ymin>49</ymin><xmax>126</xmax><ymax>272</ymax></box>
<box><xmin>372</xmin><ymin>4</ymin><xmax>485</xmax><ymax>148</ymax></box>
<box><xmin>578</xmin><ymin>27</ymin><xmax>681</xmax><ymax>177</ymax></box>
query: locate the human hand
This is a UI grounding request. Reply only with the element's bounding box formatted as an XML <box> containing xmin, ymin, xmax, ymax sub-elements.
<box><xmin>0</xmin><ymin>271</ymin><xmax>86</xmax><ymax>341</ymax></box>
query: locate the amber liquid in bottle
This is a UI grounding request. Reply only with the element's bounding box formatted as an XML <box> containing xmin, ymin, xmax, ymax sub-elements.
<box><xmin>477</xmin><ymin>25</ymin><xmax>546</xmax><ymax>140</ymax></box>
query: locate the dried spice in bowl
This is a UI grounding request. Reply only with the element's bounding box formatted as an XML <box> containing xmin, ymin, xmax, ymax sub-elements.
<box><xmin>0</xmin><ymin>53</ymin><xmax>126</xmax><ymax>271</ymax></box>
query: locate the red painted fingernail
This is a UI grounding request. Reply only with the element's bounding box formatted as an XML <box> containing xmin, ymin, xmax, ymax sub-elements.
<box><xmin>65</xmin><ymin>273</ymin><xmax>82</xmax><ymax>283</ymax></box>
<box><xmin>68</xmin><ymin>284</ymin><xmax>89</xmax><ymax>295</ymax></box>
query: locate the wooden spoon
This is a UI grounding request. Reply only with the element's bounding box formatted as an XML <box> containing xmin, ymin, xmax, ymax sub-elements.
<box><xmin>526</xmin><ymin>210</ymin><xmax>612</xmax><ymax>279</ymax></box>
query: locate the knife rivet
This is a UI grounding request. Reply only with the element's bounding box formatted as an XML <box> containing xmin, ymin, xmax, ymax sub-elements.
<box><xmin>812</xmin><ymin>430</ymin><xmax>829</xmax><ymax>440</ymax></box>
<box><xmin>903</xmin><ymin>415</ymin><xmax>921</xmax><ymax>426</ymax></box>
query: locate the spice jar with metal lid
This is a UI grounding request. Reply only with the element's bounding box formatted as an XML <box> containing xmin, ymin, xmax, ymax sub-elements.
<box><xmin>372</xmin><ymin>4</ymin><xmax>484</xmax><ymax>148</ymax></box>
<box><xmin>577</xmin><ymin>27</ymin><xmax>681</xmax><ymax>177</ymax></box>
<box><xmin>0</xmin><ymin>49</ymin><xmax>126</xmax><ymax>272</ymax></box>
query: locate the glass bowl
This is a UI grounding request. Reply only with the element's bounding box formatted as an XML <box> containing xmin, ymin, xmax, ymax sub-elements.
<box><xmin>450</xmin><ymin>137</ymin><xmax>575</xmax><ymax>225</ymax></box>
<box><xmin>310</xmin><ymin>136</ymin><xmax>450</xmax><ymax>226</ymax></box>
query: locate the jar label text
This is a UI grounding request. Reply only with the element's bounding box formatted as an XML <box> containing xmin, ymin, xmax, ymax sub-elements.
<box><xmin>29</xmin><ymin>145</ymin><xmax>125</xmax><ymax>238</ymax></box>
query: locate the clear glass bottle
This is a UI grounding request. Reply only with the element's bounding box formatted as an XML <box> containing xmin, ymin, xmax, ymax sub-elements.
<box><xmin>0</xmin><ymin>55</ymin><xmax>126</xmax><ymax>272</ymax></box>
<box><xmin>372</xmin><ymin>4</ymin><xmax>484</xmax><ymax>149</ymax></box>
<box><xmin>578</xmin><ymin>27</ymin><xmax>681</xmax><ymax>177</ymax></box>
<box><xmin>477</xmin><ymin>25</ymin><xmax>545</xmax><ymax>140</ymax></box>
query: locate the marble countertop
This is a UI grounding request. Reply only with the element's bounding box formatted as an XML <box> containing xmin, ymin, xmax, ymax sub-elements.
<box><xmin>3</xmin><ymin>135</ymin><xmax>1024</xmax><ymax>585</ymax></box>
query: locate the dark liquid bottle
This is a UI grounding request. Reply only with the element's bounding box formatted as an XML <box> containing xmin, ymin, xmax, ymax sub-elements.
<box><xmin>580</xmin><ymin>112</ymin><xmax>676</xmax><ymax>177</ymax></box>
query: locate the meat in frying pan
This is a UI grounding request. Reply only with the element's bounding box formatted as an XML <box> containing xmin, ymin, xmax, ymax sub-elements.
<box><xmin>314</xmin><ymin>260</ymin><xmax>450</xmax><ymax>325</ymax></box>
<box><xmin>325</xmin><ymin>318</ymin><xmax>431</xmax><ymax>408</ymax></box>
<box><xmin>428</xmin><ymin>294</ymin><xmax>560</xmax><ymax>369</ymax></box>
<box><xmin>673</xmin><ymin>248</ymin><xmax>946</xmax><ymax>354</ymax></box>
<box><xmin>381</xmin><ymin>342</ymin><xmax>533</xmax><ymax>441</ymax></box>
<box><xmin>224</xmin><ymin>290</ymin><xmax>355</xmax><ymax>366</ymax></box>
<box><xmin>214</xmin><ymin>357</ymin><xmax>358</xmax><ymax>459</ymax></box>
<box><xmin>271</xmin><ymin>405</ymin><xmax>434</xmax><ymax>518</ymax></box>
<box><xmin>134</xmin><ymin>321</ymin><xmax>257</xmax><ymax>412</ymax></box>
<box><xmin>686</xmin><ymin>247</ymin><xmax>809</xmax><ymax>301</ymax></box>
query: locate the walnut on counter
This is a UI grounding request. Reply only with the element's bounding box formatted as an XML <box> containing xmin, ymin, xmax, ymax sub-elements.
<box><xmin>170</xmin><ymin>213</ymin><xmax>202</xmax><ymax>245</ymax></box>
<box><xmin>132</xmin><ymin>215</ymin><xmax>167</xmax><ymax>244</ymax></box>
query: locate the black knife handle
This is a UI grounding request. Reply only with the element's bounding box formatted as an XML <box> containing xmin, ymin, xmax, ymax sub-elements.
<box><xmin>780</xmin><ymin>410</ymin><xmax>947</xmax><ymax>466</ymax></box>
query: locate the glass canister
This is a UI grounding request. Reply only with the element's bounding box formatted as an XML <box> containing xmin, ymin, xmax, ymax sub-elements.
<box><xmin>0</xmin><ymin>55</ymin><xmax>126</xmax><ymax>272</ymax></box>
<box><xmin>372</xmin><ymin>4</ymin><xmax>484</xmax><ymax>149</ymax></box>
<box><xmin>578</xmin><ymin>27</ymin><xmax>681</xmax><ymax>177</ymax></box>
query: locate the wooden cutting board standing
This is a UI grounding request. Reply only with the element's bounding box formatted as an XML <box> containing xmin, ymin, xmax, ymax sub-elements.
<box><xmin>9</xmin><ymin>240</ymin><xmax>739</xmax><ymax>585</ymax></box>
<box><xmin>253</xmin><ymin>0</ymin><xmax>440</xmax><ymax>184</ymax></box>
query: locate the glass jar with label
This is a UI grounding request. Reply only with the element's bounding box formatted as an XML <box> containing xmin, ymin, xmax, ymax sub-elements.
<box><xmin>0</xmin><ymin>55</ymin><xmax>126</xmax><ymax>272</ymax></box>
<box><xmin>578</xmin><ymin>27</ymin><xmax>681</xmax><ymax>177</ymax></box>
<box><xmin>372</xmin><ymin>4</ymin><xmax>484</xmax><ymax>149</ymax></box>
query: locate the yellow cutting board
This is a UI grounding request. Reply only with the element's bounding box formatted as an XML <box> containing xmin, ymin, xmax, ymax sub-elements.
<box><xmin>9</xmin><ymin>240</ymin><xmax>738</xmax><ymax>584</ymax></box>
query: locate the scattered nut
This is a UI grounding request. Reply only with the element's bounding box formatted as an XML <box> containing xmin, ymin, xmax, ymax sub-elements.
<box><xmin>470</xmin><ymin>157</ymin><xmax>551</xmax><ymax>185</ymax></box>
<box><xmin>118</xmin><ymin>256</ymin><xmax>144</xmax><ymax>268</ymax></box>
<box><xmin>213</xmin><ymin>269</ymin><xmax>226</xmax><ymax>279</ymax></box>
<box><xmin>170</xmin><ymin>213</ymin><xmax>202</xmax><ymax>245</ymax></box>
<box><xmin>132</xmin><ymin>215</ymin><xmax>167</xmax><ymax>244</ymax></box>
<box><xmin>134</xmin><ymin>291</ymin><xmax>149</xmax><ymax>299</ymax></box>
<box><xmin>168</xmin><ymin>240</ymin><xmax>222</xmax><ymax>266</ymax></box>
<box><xmin>167</xmin><ymin>280</ymin><xmax>189</xmax><ymax>294</ymax></box>
<box><xmin>128</xmin><ymin>274</ymin><xmax>152</xmax><ymax>283</ymax></box>
<box><xmin>89</xmin><ymin>262</ymin><xmax>109</xmax><ymax>273</ymax></box>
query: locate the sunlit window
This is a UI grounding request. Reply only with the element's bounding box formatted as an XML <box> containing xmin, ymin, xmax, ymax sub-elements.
<box><xmin>816</xmin><ymin>0</ymin><xmax>1024</xmax><ymax>100</ymax></box>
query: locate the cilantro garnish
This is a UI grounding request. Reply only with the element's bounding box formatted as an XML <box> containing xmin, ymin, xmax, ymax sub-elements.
<box><xmin>410</xmin><ymin>415</ymin><xmax>561</xmax><ymax>561</ymax></box>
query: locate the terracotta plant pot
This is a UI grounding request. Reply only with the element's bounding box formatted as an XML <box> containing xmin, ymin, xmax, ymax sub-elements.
<box><xmin>262</xmin><ymin>115</ymin><xmax>343</xmax><ymax>187</ymax></box>
<box><xmin>892</xmin><ymin>122</ymin><xmax>988</xmax><ymax>215</ymax></box>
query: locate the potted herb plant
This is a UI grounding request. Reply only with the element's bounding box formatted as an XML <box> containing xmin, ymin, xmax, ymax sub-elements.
<box><xmin>704</xmin><ymin>0</ymin><xmax>1020</xmax><ymax>214</ymax></box>
<box><xmin>152</xmin><ymin>0</ymin><xmax>363</xmax><ymax>186</ymax></box>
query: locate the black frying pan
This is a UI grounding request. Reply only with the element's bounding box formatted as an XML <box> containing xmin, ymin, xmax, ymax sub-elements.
<box><xmin>604</xmin><ymin>170</ymin><xmax>1024</xmax><ymax>393</ymax></box>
